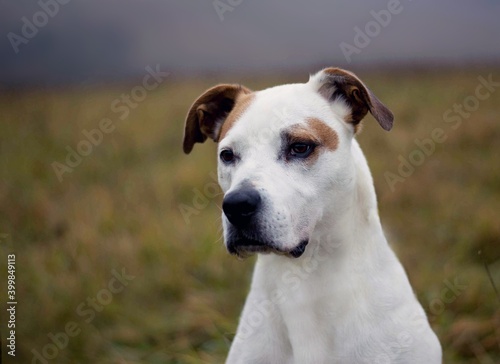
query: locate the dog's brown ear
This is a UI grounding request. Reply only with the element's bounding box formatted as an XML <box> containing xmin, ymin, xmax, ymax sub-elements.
<box><xmin>183</xmin><ymin>84</ymin><xmax>252</xmax><ymax>154</ymax></box>
<box><xmin>313</xmin><ymin>68</ymin><xmax>393</xmax><ymax>132</ymax></box>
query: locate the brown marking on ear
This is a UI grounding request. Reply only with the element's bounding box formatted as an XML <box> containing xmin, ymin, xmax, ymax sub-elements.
<box><xmin>318</xmin><ymin>67</ymin><xmax>394</xmax><ymax>132</ymax></box>
<box><xmin>183</xmin><ymin>84</ymin><xmax>251</xmax><ymax>154</ymax></box>
<box><xmin>306</xmin><ymin>117</ymin><xmax>339</xmax><ymax>151</ymax></box>
<box><xmin>219</xmin><ymin>92</ymin><xmax>255</xmax><ymax>141</ymax></box>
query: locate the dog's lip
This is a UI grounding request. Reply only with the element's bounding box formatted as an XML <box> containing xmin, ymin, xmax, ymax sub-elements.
<box><xmin>288</xmin><ymin>240</ymin><xmax>309</xmax><ymax>258</ymax></box>
<box><xmin>227</xmin><ymin>238</ymin><xmax>271</xmax><ymax>255</ymax></box>
<box><xmin>228</xmin><ymin>238</ymin><xmax>309</xmax><ymax>258</ymax></box>
<box><xmin>235</xmin><ymin>237</ymin><xmax>268</xmax><ymax>247</ymax></box>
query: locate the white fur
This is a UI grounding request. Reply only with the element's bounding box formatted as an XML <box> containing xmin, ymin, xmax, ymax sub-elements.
<box><xmin>216</xmin><ymin>71</ymin><xmax>442</xmax><ymax>363</ymax></box>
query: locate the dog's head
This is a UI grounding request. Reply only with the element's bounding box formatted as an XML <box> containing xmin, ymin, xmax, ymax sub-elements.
<box><xmin>183</xmin><ymin>68</ymin><xmax>393</xmax><ymax>258</ymax></box>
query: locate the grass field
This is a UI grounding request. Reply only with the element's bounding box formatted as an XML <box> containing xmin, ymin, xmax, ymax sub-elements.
<box><xmin>0</xmin><ymin>67</ymin><xmax>499</xmax><ymax>363</ymax></box>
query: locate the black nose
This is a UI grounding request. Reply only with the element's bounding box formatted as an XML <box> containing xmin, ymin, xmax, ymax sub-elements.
<box><xmin>222</xmin><ymin>188</ymin><xmax>261</xmax><ymax>227</ymax></box>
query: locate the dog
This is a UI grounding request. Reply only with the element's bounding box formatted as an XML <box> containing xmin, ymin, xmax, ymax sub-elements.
<box><xmin>183</xmin><ymin>67</ymin><xmax>442</xmax><ymax>363</ymax></box>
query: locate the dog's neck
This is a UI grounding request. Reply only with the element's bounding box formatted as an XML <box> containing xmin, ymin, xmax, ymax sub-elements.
<box><xmin>311</xmin><ymin>139</ymin><xmax>387</xmax><ymax>259</ymax></box>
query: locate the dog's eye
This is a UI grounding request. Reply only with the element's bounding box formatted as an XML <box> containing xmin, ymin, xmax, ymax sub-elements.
<box><xmin>289</xmin><ymin>143</ymin><xmax>314</xmax><ymax>158</ymax></box>
<box><xmin>220</xmin><ymin>149</ymin><xmax>235</xmax><ymax>163</ymax></box>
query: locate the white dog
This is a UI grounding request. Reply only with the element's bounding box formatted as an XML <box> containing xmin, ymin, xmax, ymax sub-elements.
<box><xmin>183</xmin><ymin>68</ymin><xmax>442</xmax><ymax>363</ymax></box>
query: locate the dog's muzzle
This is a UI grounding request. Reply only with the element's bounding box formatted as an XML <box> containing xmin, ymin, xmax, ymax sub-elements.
<box><xmin>223</xmin><ymin>188</ymin><xmax>308</xmax><ymax>258</ymax></box>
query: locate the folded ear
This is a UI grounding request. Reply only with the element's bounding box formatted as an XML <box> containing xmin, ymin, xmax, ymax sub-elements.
<box><xmin>183</xmin><ymin>84</ymin><xmax>252</xmax><ymax>154</ymax></box>
<box><xmin>310</xmin><ymin>67</ymin><xmax>394</xmax><ymax>132</ymax></box>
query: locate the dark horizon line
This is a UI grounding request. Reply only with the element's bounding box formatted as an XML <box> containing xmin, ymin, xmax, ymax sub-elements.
<box><xmin>1</xmin><ymin>59</ymin><xmax>499</xmax><ymax>94</ymax></box>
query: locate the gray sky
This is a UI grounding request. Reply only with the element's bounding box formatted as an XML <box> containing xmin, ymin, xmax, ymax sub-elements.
<box><xmin>1</xmin><ymin>0</ymin><xmax>499</xmax><ymax>86</ymax></box>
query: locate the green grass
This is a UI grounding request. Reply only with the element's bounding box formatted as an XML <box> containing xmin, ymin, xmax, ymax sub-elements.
<box><xmin>0</xmin><ymin>68</ymin><xmax>499</xmax><ymax>363</ymax></box>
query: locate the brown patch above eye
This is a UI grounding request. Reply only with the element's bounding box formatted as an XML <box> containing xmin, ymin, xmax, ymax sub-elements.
<box><xmin>285</xmin><ymin>127</ymin><xmax>320</xmax><ymax>146</ymax></box>
<box><xmin>305</xmin><ymin>117</ymin><xmax>339</xmax><ymax>151</ymax></box>
<box><xmin>282</xmin><ymin>118</ymin><xmax>339</xmax><ymax>165</ymax></box>
<box><xmin>218</xmin><ymin>93</ymin><xmax>255</xmax><ymax>141</ymax></box>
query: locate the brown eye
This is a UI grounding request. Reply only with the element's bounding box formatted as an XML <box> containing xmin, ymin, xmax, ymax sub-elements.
<box><xmin>289</xmin><ymin>143</ymin><xmax>314</xmax><ymax>158</ymax></box>
<box><xmin>220</xmin><ymin>149</ymin><xmax>235</xmax><ymax>163</ymax></box>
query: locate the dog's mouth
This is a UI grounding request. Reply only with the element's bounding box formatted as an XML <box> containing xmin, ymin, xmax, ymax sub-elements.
<box><xmin>227</xmin><ymin>238</ymin><xmax>309</xmax><ymax>259</ymax></box>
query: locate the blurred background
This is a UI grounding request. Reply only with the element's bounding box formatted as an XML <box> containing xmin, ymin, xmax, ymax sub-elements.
<box><xmin>0</xmin><ymin>0</ymin><xmax>499</xmax><ymax>363</ymax></box>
